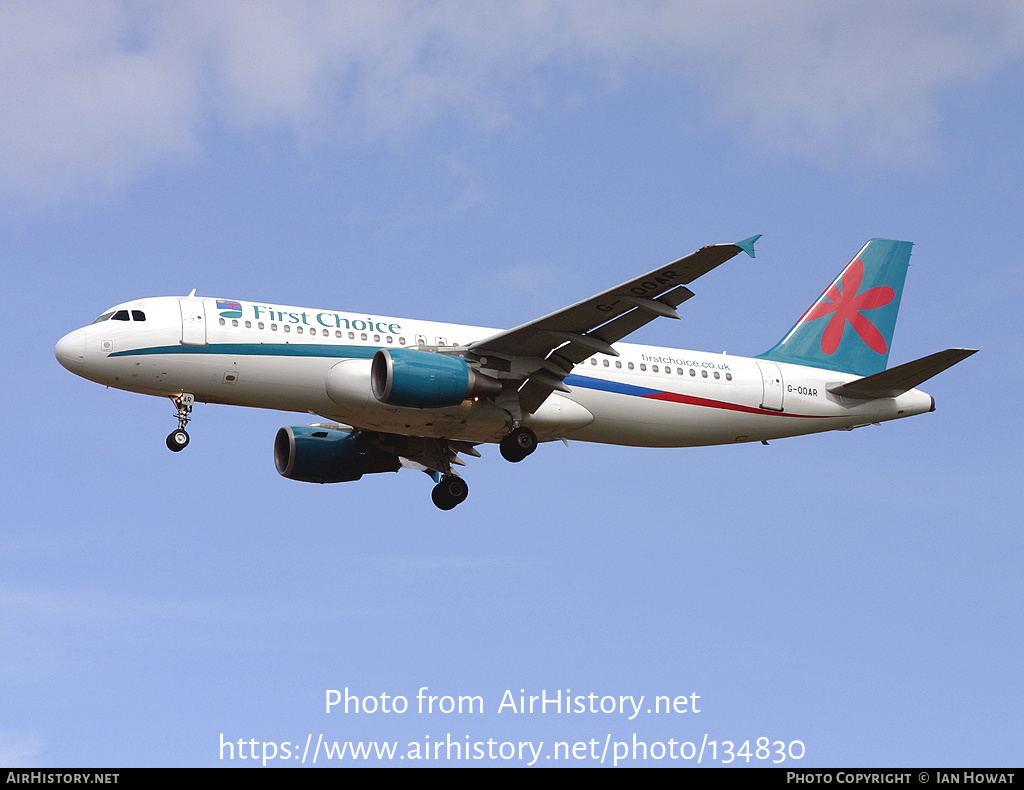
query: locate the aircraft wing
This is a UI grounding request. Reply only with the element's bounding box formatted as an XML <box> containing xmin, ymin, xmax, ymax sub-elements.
<box><xmin>309</xmin><ymin>422</ymin><xmax>481</xmax><ymax>477</ymax></box>
<box><xmin>371</xmin><ymin>431</ymin><xmax>480</xmax><ymax>475</ymax></box>
<box><xmin>469</xmin><ymin>236</ymin><xmax>760</xmax><ymax>412</ymax></box>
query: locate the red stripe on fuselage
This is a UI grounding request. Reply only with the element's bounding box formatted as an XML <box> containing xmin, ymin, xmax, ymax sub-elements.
<box><xmin>642</xmin><ymin>391</ymin><xmax>828</xmax><ymax>418</ymax></box>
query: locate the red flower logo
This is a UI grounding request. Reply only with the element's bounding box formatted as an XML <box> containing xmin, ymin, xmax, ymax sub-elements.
<box><xmin>803</xmin><ymin>257</ymin><xmax>895</xmax><ymax>354</ymax></box>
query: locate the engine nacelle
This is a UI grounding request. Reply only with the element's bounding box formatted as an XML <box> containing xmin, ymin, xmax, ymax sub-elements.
<box><xmin>274</xmin><ymin>425</ymin><xmax>400</xmax><ymax>483</ymax></box>
<box><xmin>371</xmin><ymin>348</ymin><xmax>501</xmax><ymax>408</ymax></box>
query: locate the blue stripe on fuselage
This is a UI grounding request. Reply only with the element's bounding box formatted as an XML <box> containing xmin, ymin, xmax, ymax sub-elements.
<box><xmin>108</xmin><ymin>343</ymin><xmax>377</xmax><ymax>359</ymax></box>
<box><xmin>562</xmin><ymin>373</ymin><xmax>657</xmax><ymax>398</ymax></box>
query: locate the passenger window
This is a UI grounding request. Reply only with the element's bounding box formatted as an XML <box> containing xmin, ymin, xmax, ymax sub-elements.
<box><xmin>689</xmin><ymin>369</ymin><xmax>696</xmax><ymax>377</ymax></box>
<box><xmin>701</xmin><ymin>370</ymin><xmax>708</xmax><ymax>378</ymax></box>
<box><xmin>132</xmin><ymin>310</ymin><xmax>146</xmax><ymax>321</ymax></box>
<box><xmin>652</xmin><ymin>365</ymin><xmax>659</xmax><ymax>372</ymax></box>
<box><xmin>627</xmin><ymin>362</ymin><xmax>634</xmax><ymax>370</ymax></box>
<box><xmin>603</xmin><ymin>359</ymin><xmax>609</xmax><ymax>367</ymax></box>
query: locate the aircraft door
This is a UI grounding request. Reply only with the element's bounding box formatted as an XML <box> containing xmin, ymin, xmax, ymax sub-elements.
<box><xmin>756</xmin><ymin>361</ymin><xmax>784</xmax><ymax>412</ymax></box>
<box><xmin>179</xmin><ymin>299</ymin><xmax>208</xmax><ymax>346</ymax></box>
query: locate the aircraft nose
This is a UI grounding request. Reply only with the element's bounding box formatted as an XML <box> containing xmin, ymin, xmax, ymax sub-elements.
<box><xmin>55</xmin><ymin>329</ymin><xmax>86</xmax><ymax>372</ymax></box>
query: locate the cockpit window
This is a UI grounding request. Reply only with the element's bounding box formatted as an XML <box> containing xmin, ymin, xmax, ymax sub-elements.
<box><xmin>131</xmin><ymin>310</ymin><xmax>146</xmax><ymax>321</ymax></box>
<box><xmin>91</xmin><ymin>312</ymin><xmax>114</xmax><ymax>324</ymax></box>
<box><xmin>112</xmin><ymin>310</ymin><xmax>130</xmax><ymax>321</ymax></box>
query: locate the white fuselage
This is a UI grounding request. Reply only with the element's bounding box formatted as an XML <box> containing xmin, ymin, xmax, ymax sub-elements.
<box><xmin>55</xmin><ymin>296</ymin><xmax>935</xmax><ymax>448</ymax></box>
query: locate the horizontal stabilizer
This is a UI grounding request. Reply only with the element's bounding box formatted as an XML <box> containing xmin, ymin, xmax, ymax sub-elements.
<box><xmin>827</xmin><ymin>348</ymin><xmax>977</xmax><ymax>399</ymax></box>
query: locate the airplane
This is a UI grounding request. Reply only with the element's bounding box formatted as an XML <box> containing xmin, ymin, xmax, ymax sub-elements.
<box><xmin>54</xmin><ymin>236</ymin><xmax>975</xmax><ymax>510</ymax></box>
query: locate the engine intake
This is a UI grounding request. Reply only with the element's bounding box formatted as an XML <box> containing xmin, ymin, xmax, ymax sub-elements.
<box><xmin>371</xmin><ymin>348</ymin><xmax>501</xmax><ymax>408</ymax></box>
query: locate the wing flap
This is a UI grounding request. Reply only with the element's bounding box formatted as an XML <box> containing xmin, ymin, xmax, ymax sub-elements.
<box><xmin>352</xmin><ymin>431</ymin><xmax>481</xmax><ymax>475</ymax></box>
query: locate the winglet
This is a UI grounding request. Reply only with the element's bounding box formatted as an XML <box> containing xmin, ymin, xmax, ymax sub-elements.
<box><xmin>735</xmin><ymin>234</ymin><xmax>761</xmax><ymax>258</ymax></box>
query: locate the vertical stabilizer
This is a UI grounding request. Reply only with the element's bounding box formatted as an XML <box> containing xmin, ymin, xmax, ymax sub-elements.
<box><xmin>758</xmin><ymin>239</ymin><xmax>912</xmax><ymax>376</ymax></box>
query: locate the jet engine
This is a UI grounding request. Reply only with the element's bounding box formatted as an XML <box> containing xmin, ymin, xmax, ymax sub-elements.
<box><xmin>370</xmin><ymin>348</ymin><xmax>501</xmax><ymax>408</ymax></box>
<box><xmin>274</xmin><ymin>425</ymin><xmax>400</xmax><ymax>483</ymax></box>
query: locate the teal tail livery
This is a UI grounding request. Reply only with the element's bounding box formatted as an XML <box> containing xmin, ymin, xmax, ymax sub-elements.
<box><xmin>758</xmin><ymin>239</ymin><xmax>911</xmax><ymax>377</ymax></box>
<box><xmin>54</xmin><ymin>235</ymin><xmax>976</xmax><ymax>510</ymax></box>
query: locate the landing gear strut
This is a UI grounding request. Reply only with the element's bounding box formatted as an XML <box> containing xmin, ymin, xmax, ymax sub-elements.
<box><xmin>166</xmin><ymin>393</ymin><xmax>194</xmax><ymax>452</ymax></box>
<box><xmin>500</xmin><ymin>426</ymin><xmax>537</xmax><ymax>463</ymax></box>
<box><xmin>431</xmin><ymin>475</ymin><xmax>469</xmax><ymax>510</ymax></box>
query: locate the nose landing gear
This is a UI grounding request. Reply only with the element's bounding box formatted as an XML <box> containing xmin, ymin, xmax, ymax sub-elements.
<box><xmin>166</xmin><ymin>393</ymin><xmax>194</xmax><ymax>452</ymax></box>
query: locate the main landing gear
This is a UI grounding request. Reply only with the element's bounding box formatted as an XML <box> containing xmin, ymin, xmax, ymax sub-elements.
<box><xmin>166</xmin><ymin>393</ymin><xmax>194</xmax><ymax>452</ymax></box>
<box><xmin>431</xmin><ymin>474</ymin><xmax>469</xmax><ymax>511</ymax></box>
<box><xmin>430</xmin><ymin>426</ymin><xmax>536</xmax><ymax>509</ymax></box>
<box><xmin>499</xmin><ymin>425</ymin><xmax>537</xmax><ymax>463</ymax></box>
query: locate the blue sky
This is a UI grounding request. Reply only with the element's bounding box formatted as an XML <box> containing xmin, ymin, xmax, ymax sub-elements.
<box><xmin>2</xmin><ymin>1</ymin><xmax>1022</xmax><ymax>767</ymax></box>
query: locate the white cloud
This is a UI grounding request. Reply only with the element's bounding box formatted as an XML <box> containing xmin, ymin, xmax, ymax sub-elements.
<box><xmin>673</xmin><ymin>1</ymin><xmax>1024</xmax><ymax>164</ymax></box>
<box><xmin>1</xmin><ymin>1</ymin><xmax>1022</xmax><ymax>202</ymax></box>
<box><xmin>0</xmin><ymin>1</ymin><xmax>199</xmax><ymax>198</ymax></box>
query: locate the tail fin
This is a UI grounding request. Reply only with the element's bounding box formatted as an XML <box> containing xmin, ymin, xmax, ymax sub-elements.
<box><xmin>758</xmin><ymin>239</ymin><xmax>913</xmax><ymax>376</ymax></box>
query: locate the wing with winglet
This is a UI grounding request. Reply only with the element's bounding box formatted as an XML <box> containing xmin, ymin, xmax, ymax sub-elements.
<box><xmin>469</xmin><ymin>236</ymin><xmax>761</xmax><ymax>413</ymax></box>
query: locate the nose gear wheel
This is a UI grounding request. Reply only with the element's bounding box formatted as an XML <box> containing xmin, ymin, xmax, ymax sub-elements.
<box><xmin>166</xmin><ymin>393</ymin><xmax>194</xmax><ymax>452</ymax></box>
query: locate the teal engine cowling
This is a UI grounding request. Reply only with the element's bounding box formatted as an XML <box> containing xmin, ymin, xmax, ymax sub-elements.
<box><xmin>274</xmin><ymin>425</ymin><xmax>400</xmax><ymax>483</ymax></box>
<box><xmin>371</xmin><ymin>348</ymin><xmax>501</xmax><ymax>408</ymax></box>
